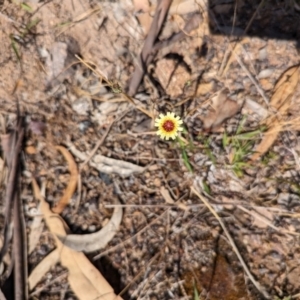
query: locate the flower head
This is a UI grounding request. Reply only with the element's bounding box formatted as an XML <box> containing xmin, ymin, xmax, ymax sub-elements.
<box><xmin>155</xmin><ymin>112</ymin><xmax>183</xmax><ymax>140</ymax></box>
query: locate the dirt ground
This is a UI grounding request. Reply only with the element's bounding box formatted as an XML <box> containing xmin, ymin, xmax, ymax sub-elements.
<box><xmin>1</xmin><ymin>0</ymin><xmax>300</xmax><ymax>299</ymax></box>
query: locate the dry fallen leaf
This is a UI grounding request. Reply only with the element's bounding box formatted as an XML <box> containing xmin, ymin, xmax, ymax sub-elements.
<box><xmin>30</xmin><ymin>179</ymin><xmax>123</xmax><ymax>300</ymax></box>
<box><xmin>197</xmin><ymin>82</ymin><xmax>215</xmax><ymax>96</ymax></box>
<box><xmin>0</xmin><ymin>134</ymin><xmax>11</xmax><ymax>161</ymax></box>
<box><xmin>58</xmin><ymin>198</ymin><xmax>123</xmax><ymax>253</ymax></box>
<box><xmin>251</xmin><ymin>65</ymin><xmax>299</xmax><ymax>161</ymax></box>
<box><xmin>270</xmin><ymin>65</ymin><xmax>299</xmax><ymax>111</ymax></box>
<box><xmin>160</xmin><ymin>186</ymin><xmax>187</xmax><ymax>210</ymax></box>
<box><xmin>169</xmin><ymin>0</ymin><xmax>205</xmax><ymax>15</ymax></box>
<box><xmin>28</xmin><ymin>203</ymin><xmax>43</xmax><ymax>254</ymax></box>
<box><xmin>200</xmin><ymin>88</ymin><xmax>244</xmax><ymax>131</ymax></box>
<box><xmin>28</xmin><ymin>248</ymin><xmax>60</xmax><ymax>290</ymax></box>
<box><xmin>28</xmin><ymin>181</ymin><xmax>47</xmax><ymax>254</ymax></box>
<box><xmin>250</xmin><ymin>207</ymin><xmax>273</xmax><ymax>229</ymax></box>
<box><xmin>52</xmin><ymin>146</ymin><xmax>78</xmax><ymax>214</ymax></box>
<box><xmin>67</xmin><ymin>141</ymin><xmax>144</xmax><ymax>177</ymax></box>
<box><xmin>245</xmin><ymin>98</ymin><xmax>269</xmax><ymax>119</ymax></box>
<box><xmin>160</xmin><ymin>186</ymin><xmax>174</xmax><ymax>204</ymax></box>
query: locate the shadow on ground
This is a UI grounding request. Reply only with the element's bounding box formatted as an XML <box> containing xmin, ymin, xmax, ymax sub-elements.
<box><xmin>209</xmin><ymin>0</ymin><xmax>300</xmax><ymax>45</ymax></box>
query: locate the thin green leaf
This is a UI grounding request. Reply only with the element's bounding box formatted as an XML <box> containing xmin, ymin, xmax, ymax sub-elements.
<box><xmin>236</xmin><ymin>114</ymin><xmax>247</xmax><ymax>135</ymax></box>
<box><xmin>193</xmin><ymin>281</ymin><xmax>200</xmax><ymax>300</ymax></box>
<box><xmin>182</xmin><ymin>126</ymin><xmax>189</xmax><ymax>135</ymax></box>
<box><xmin>10</xmin><ymin>36</ymin><xmax>22</xmax><ymax>64</ymax></box>
<box><xmin>203</xmin><ymin>138</ymin><xmax>216</xmax><ymax>164</ymax></box>
<box><xmin>222</xmin><ymin>131</ymin><xmax>228</xmax><ymax>148</ymax></box>
<box><xmin>182</xmin><ymin>149</ymin><xmax>193</xmax><ymax>173</ymax></box>
<box><xmin>234</xmin><ymin>128</ymin><xmax>265</xmax><ymax>140</ymax></box>
<box><xmin>233</xmin><ymin>167</ymin><xmax>244</xmax><ymax>177</ymax></box>
<box><xmin>177</xmin><ymin>137</ymin><xmax>193</xmax><ymax>173</ymax></box>
<box><xmin>233</xmin><ymin>162</ymin><xmax>251</xmax><ymax>168</ymax></box>
<box><xmin>26</xmin><ymin>18</ymin><xmax>41</xmax><ymax>31</ymax></box>
<box><xmin>202</xmin><ymin>181</ymin><xmax>211</xmax><ymax>195</ymax></box>
<box><xmin>21</xmin><ymin>2</ymin><xmax>33</xmax><ymax>12</ymax></box>
<box><xmin>55</xmin><ymin>21</ymin><xmax>72</xmax><ymax>29</ymax></box>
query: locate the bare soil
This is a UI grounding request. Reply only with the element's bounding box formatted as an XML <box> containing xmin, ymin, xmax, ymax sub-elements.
<box><xmin>1</xmin><ymin>0</ymin><xmax>300</xmax><ymax>300</ymax></box>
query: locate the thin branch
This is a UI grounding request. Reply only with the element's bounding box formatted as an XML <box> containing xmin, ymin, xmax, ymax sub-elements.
<box><xmin>127</xmin><ymin>0</ymin><xmax>173</xmax><ymax>96</ymax></box>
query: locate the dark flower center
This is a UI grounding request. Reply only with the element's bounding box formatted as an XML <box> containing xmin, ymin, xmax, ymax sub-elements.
<box><xmin>162</xmin><ymin>120</ymin><xmax>175</xmax><ymax>132</ymax></box>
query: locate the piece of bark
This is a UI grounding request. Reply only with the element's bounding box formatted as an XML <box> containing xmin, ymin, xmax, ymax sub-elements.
<box><xmin>0</xmin><ymin>120</ymin><xmax>24</xmax><ymax>264</ymax></box>
<box><xmin>0</xmin><ymin>116</ymin><xmax>27</xmax><ymax>300</ymax></box>
<box><xmin>127</xmin><ymin>0</ymin><xmax>173</xmax><ymax>96</ymax></box>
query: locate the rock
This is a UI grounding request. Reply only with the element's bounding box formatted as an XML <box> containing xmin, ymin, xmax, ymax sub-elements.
<box><xmin>71</xmin><ymin>96</ymin><xmax>92</xmax><ymax>115</ymax></box>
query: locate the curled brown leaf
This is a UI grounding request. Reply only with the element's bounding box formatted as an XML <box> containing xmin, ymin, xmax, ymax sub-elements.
<box><xmin>251</xmin><ymin>65</ymin><xmax>299</xmax><ymax>161</ymax></box>
<box><xmin>200</xmin><ymin>88</ymin><xmax>244</xmax><ymax>131</ymax></box>
<box><xmin>52</xmin><ymin>146</ymin><xmax>78</xmax><ymax>214</ymax></box>
<box><xmin>30</xmin><ymin>179</ymin><xmax>123</xmax><ymax>300</ymax></box>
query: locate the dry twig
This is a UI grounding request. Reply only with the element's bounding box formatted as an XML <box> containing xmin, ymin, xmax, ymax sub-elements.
<box><xmin>1</xmin><ymin>115</ymin><xmax>27</xmax><ymax>300</ymax></box>
<box><xmin>127</xmin><ymin>0</ymin><xmax>173</xmax><ymax>96</ymax></box>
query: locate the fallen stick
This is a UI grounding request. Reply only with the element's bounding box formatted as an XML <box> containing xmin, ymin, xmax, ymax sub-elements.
<box><xmin>127</xmin><ymin>0</ymin><xmax>173</xmax><ymax>96</ymax></box>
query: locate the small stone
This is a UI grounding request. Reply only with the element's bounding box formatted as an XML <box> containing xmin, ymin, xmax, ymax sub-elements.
<box><xmin>71</xmin><ymin>96</ymin><xmax>91</xmax><ymax>115</ymax></box>
<box><xmin>258</xmin><ymin>47</ymin><xmax>268</xmax><ymax>60</ymax></box>
<box><xmin>277</xmin><ymin>193</ymin><xmax>290</xmax><ymax>206</ymax></box>
<box><xmin>153</xmin><ymin>177</ymin><xmax>161</xmax><ymax>188</ymax></box>
<box><xmin>259</xmin><ymin>78</ymin><xmax>273</xmax><ymax>91</ymax></box>
<box><xmin>25</xmin><ymin>146</ymin><xmax>37</xmax><ymax>154</ymax></box>
<box><xmin>81</xmin><ymin>223</ymin><xmax>88</xmax><ymax>231</ymax></box>
<box><xmin>88</xmin><ymin>83</ymin><xmax>107</xmax><ymax>95</ymax></box>
<box><xmin>197</xmin><ymin>82</ymin><xmax>215</xmax><ymax>95</ymax></box>
<box><xmin>78</xmin><ymin>120</ymin><xmax>92</xmax><ymax>132</ymax></box>
<box><xmin>148</xmin><ymin>164</ymin><xmax>159</xmax><ymax>171</ymax></box>
<box><xmin>38</xmin><ymin>47</ymin><xmax>49</xmax><ymax>59</ymax></box>
<box><xmin>88</xmin><ymin>225</ymin><xmax>96</xmax><ymax>232</ymax></box>
<box><xmin>258</xmin><ymin>68</ymin><xmax>274</xmax><ymax>79</ymax></box>
<box><xmin>242</xmin><ymin>77</ymin><xmax>252</xmax><ymax>89</ymax></box>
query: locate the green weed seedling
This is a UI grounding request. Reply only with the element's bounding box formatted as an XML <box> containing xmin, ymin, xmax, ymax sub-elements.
<box><xmin>261</xmin><ymin>150</ymin><xmax>278</xmax><ymax>166</ymax></box>
<box><xmin>21</xmin><ymin>18</ymin><xmax>41</xmax><ymax>38</ymax></box>
<box><xmin>55</xmin><ymin>21</ymin><xmax>72</xmax><ymax>28</ymax></box>
<box><xmin>10</xmin><ymin>36</ymin><xmax>22</xmax><ymax>64</ymax></box>
<box><xmin>193</xmin><ymin>281</ymin><xmax>200</xmax><ymax>300</ymax></box>
<box><xmin>274</xmin><ymin>296</ymin><xmax>291</xmax><ymax>300</ymax></box>
<box><xmin>20</xmin><ymin>2</ymin><xmax>33</xmax><ymax>13</ymax></box>
<box><xmin>230</xmin><ymin>137</ymin><xmax>254</xmax><ymax>177</ymax></box>
<box><xmin>202</xmin><ymin>180</ymin><xmax>211</xmax><ymax>195</ymax></box>
<box><xmin>224</xmin><ymin>116</ymin><xmax>266</xmax><ymax>177</ymax></box>
<box><xmin>14</xmin><ymin>2</ymin><xmax>40</xmax><ymax>39</ymax></box>
<box><xmin>177</xmin><ymin>127</ymin><xmax>194</xmax><ymax>173</ymax></box>
<box><xmin>110</xmin><ymin>82</ymin><xmax>122</xmax><ymax>94</ymax></box>
<box><xmin>10</xmin><ymin>14</ymin><xmax>40</xmax><ymax>64</ymax></box>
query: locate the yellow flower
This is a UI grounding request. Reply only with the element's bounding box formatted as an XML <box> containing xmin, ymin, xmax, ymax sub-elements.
<box><xmin>155</xmin><ymin>112</ymin><xmax>183</xmax><ymax>140</ymax></box>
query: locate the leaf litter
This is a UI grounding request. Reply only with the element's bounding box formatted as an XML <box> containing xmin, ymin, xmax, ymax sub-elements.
<box><xmin>1</xmin><ymin>0</ymin><xmax>300</xmax><ymax>299</ymax></box>
<box><xmin>199</xmin><ymin>88</ymin><xmax>244</xmax><ymax>131</ymax></box>
<box><xmin>30</xmin><ymin>179</ymin><xmax>123</xmax><ymax>300</ymax></box>
<box><xmin>251</xmin><ymin>65</ymin><xmax>299</xmax><ymax>161</ymax></box>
